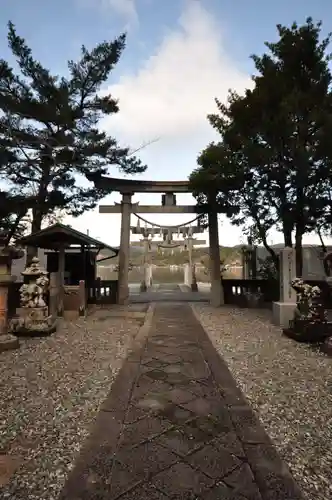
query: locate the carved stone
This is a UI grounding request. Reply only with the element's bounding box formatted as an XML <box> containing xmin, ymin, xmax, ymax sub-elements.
<box><xmin>10</xmin><ymin>257</ymin><xmax>57</xmax><ymax>336</ymax></box>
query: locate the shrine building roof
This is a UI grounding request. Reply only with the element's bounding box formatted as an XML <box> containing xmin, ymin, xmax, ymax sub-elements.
<box><xmin>18</xmin><ymin>223</ymin><xmax>119</xmax><ymax>255</ymax></box>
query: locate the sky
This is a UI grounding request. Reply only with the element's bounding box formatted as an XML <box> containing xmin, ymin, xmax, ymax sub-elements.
<box><xmin>1</xmin><ymin>0</ymin><xmax>332</xmax><ymax>247</ymax></box>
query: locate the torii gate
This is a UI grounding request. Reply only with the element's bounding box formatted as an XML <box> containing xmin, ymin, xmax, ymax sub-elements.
<box><xmin>132</xmin><ymin>220</ymin><xmax>206</xmax><ymax>291</ymax></box>
<box><xmin>89</xmin><ymin>176</ymin><xmax>223</xmax><ymax>306</ymax></box>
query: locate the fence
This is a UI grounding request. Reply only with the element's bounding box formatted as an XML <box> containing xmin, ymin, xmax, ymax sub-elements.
<box><xmin>222</xmin><ymin>279</ymin><xmax>279</xmax><ymax>307</ymax></box>
<box><xmin>87</xmin><ymin>279</ymin><xmax>118</xmax><ymax>305</ymax></box>
<box><xmin>222</xmin><ymin>278</ymin><xmax>332</xmax><ymax>309</ymax></box>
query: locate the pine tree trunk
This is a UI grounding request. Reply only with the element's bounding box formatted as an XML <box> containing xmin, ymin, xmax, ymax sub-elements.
<box><xmin>283</xmin><ymin>226</ymin><xmax>293</xmax><ymax>247</ymax></box>
<box><xmin>295</xmin><ymin>228</ymin><xmax>303</xmax><ymax>277</ymax></box>
<box><xmin>25</xmin><ymin>208</ymin><xmax>43</xmax><ymax>266</ymax></box>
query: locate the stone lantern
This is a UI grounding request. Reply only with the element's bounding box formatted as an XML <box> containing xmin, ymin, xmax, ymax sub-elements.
<box><xmin>0</xmin><ymin>232</ymin><xmax>24</xmax><ymax>352</ymax></box>
<box><xmin>10</xmin><ymin>256</ymin><xmax>57</xmax><ymax>336</ymax></box>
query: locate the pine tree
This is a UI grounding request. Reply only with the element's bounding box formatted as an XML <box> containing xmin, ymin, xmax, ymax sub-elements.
<box><xmin>0</xmin><ymin>190</ymin><xmax>33</xmax><ymax>244</ymax></box>
<box><xmin>191</xmin><ymin>18</ymin><xmax>332</xmax><ymax>275</ymax></box>
<box><xmin>0</xmin><ymin>22</ymin><xmax>146</xmax><ymax>259</ymax></box>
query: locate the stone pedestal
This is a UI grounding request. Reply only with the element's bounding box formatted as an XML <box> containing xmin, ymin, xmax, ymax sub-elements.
<box><xmin>272</xmin><ymin>302</ymin><xmax>296</xmax><ymax>328</ymax></box>
<box><xmin>273</xmin><ymin>247</ymin><xmax>296</xmax><ymax>327</ymax></box>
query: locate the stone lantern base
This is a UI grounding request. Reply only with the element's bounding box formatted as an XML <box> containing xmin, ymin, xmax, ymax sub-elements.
<box><xmin>0</xmin><ymin>334</ymin><xmax>19</xmax><ymax>353</ymax></box>
<box><xmin>0</xmin><ymin>282</ymin><xmax>20</xmax><ymax>352</ymax></box>
<box><xmin>10</xmin><ymin>306</ymin><xmax>57</xmax><ymax>336</ymax></box>
<box><xmin>0</xmin><ymin>241</ymin><xmax>24</xmax><ymax>353</ymax></box>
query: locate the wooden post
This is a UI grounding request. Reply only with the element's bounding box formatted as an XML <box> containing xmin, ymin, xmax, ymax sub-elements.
<box><xmin>58</xmin><ymin>245</ymin><xmax>65</xmax><ymax>316</ymax></box>
<box><xmin>49</xmin><ymin>272</ymin><xmax>59</xmax><ymax>318</ymax></box>
<box><xmin>79</xmin><ymin>280</ymin><xmax>86</xmax><ymax>316</ymax></box>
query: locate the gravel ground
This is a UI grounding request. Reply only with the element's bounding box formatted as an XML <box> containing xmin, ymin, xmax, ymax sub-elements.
<box><xmin>192</xmin><ymin>304</ymin><xmax>332</xmax><ymax>500</ymax></box>
<box><xmin>0</xmin><ymin>310</ymin><xmax>142</xmax><ymax>500</ymax></box>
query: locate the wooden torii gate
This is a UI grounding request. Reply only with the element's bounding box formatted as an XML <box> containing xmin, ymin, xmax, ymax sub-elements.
<box><xmin>89</xmin><ymin>176</ymin><xmax>223</xmax><ymax>306</ymax></box>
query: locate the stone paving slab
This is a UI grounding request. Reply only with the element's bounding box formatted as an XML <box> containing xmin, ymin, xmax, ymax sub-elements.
<box><xmin>58</xmin><ymin>304</ymin><xmax>303</xmax><ymax>500</ymax></box>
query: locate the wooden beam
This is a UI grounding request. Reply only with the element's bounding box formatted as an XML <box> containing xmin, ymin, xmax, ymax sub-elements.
<box><xmin>99</xmin><ymin>205</ymin><xmax>198</xmax><ymax>214</ymax></box>
<box><xmin>134</xmin><ymin>239</ymin><xmax>207</xmax><ymax>246</ymax></box>
<box><xmin>130</xmin><ymin>226</ymin><xmax>204</xmax><ymax>233</ymax></box>
<box><xmin>91</xmin><ymin>176</ymin><xmax>190</xmax><ymax>193</ymax></box>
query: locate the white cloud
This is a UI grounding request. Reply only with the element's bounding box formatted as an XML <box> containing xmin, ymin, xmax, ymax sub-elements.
<box><xmin>101</xmin><ymin>0</ymin><xmax>138</xmax><ymax>27</ymax></box>
<box><xmin>67</xmin><ymin>2</ymin><xmax>332</xmax><ymax>249</ymax></box>
<box><xmin>80</xmin><ymin>0</ymin><xmax>138</xmax><ymax>28</ymax></box>
<box><xmin>66</xmin><ymin>1</ymin><xmax>253</xmax><ymax>246</ymax></box>
<box><xmin>106</xmin><ymin>0</ymin><xmax>137</xmax><ymax>19</ymax></box>
<box><xmin>103</xmin><ymin>0</ymin><xmax>251</xmax><ymax>144</ymax></box>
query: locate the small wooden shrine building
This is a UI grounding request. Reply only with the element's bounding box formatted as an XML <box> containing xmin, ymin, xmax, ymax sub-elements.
<box><xmin>18</xmin><ymin>223</ymin><xmax>118</xmax><ymax>287</ymax></box>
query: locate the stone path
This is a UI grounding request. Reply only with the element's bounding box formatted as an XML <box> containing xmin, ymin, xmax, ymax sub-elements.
<box><xmin>59</xmin><ymin>304</ymin><xmax>303</xmax><ymax>500</ymax></box>
<box><xmin>130</xmin><ymin>283</ymin><xmax>209</xmax><ymax>303</ymax></box>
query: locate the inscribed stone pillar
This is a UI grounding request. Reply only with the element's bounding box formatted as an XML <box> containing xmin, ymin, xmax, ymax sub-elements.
<box><xmin>140</xmin><ymin>236</ymin><xmax>149</xmax><ymax>292</ymax></box>
<box><xmin>279</xmin><ymin>247</ymin><xmax>297</xmax><ymax>303</ymax></box>
<box><xmin>208</xmin><ymin>194</ymin><xmax>224</xmax><ymax>306</ymax></box>
<box><xmin>118</xmin><ymin>193</ymin><xmax>132</xmax><ymax>305</ymax></box>
<box><xmin>272</xmin><ymin>247</ymin><xmax>297</xmax><ymax>328</ymax></box>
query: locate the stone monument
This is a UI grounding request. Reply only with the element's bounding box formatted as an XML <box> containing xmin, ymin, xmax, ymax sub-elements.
<box><xmin>241</xmin><ymin>239</ymin><xmax>257</xmax><ymax>279</ymax></box>
<box><xmin>140</xmin><ymin>224</ymin><xmax>151</xmax><ymax>292</ymax></box>
<box><xmin>10</xmin><ymin>257</ymin><xmax>57</xmax><ymax>336</ymax></box>
<box><xmin>272</xmin><ymin>247</ymin><xmax>297</xmax><ymax>327</ymax></box>
<box><xmin>0</xmin><ymin>233</ymin><xmax>24</xmax><ymax>352</ymax></box>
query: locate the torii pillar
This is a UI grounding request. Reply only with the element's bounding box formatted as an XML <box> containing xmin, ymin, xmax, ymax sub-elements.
<box><xmin>208</xmin><ymin>192</ymin><xmax>224</xmax><ymax>307</ymax></box>
<box><xmin>118</xmin><ymin>193</ymin><xmax>132</xmax><ymax>304</ymax></box>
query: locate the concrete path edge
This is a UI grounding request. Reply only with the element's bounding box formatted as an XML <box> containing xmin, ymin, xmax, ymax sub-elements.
<box><xmin>58</xmin><ymin>303</ymin><xmax>155</xmax><ymax>487</ymax></box>
<box><xmin>190</xmin><ymin>304</ymin><xmax>304</xmax><ymax>500</ymax></box>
